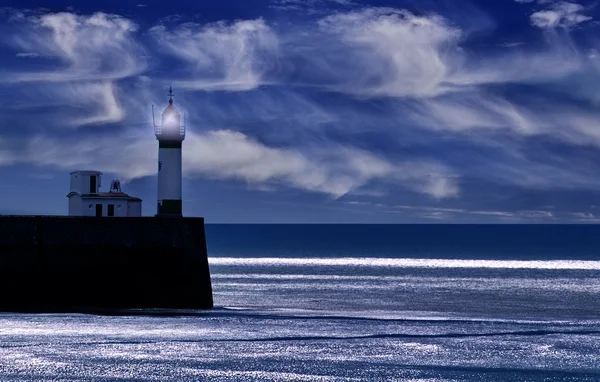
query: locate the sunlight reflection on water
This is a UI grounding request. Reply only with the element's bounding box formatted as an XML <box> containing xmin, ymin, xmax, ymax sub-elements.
<box><xmin>1</xmin><ymin>256</ymin><xmax>599</xmax><ymax>381</ymax></box>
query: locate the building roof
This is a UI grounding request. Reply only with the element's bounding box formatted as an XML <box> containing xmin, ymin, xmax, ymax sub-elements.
<box><xmin>67</xmin><ymin>191</ymin><xmax>142</xmax><ymax>202</ymax></box>
<box><xmin>94</xmin><ymin>192</ymin><xmax>142</xmax><ymax>202</ymax></box>
<box><xmin>162</xmin><ymin>102</ymin><xmax>181</xmax><ymax>116</ymax></box>
<box><xmin>71</xmin><ymin>170</ymin><xmax>103</xmax><ymax>176</ymax></box>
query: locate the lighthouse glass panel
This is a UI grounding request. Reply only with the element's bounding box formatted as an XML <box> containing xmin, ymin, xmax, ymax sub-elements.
<box><xmin>160</xmin><ymin>104</ymin><xmax>184</xmax><ymax>140</ymax></box>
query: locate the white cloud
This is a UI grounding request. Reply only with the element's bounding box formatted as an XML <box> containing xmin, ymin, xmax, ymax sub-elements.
<box><xmin>23</xmin><ymin>132</ymin><xmax>156</xmax><ymax>180</ymax></box>
<box><xmin>312</xmin><ymin>6</ymin><xmax>589</xmax><ymax>97</ymax></box>
<box><xmin>355</xmin><ymin>202</ymin><xmax>560</xmax><ymax>221</ymax></box>
<box><xmin>348</xmin><ymin>202</ymin><xmax>569</xmax><ymax>222</ymax></box>
<box><xmin>183</xmin><ymin>130</ymin><xmax>459</xmax><ymax>199</ymax></box>
<box><xmin>407</xmin><ymin>94</ymin><xmax>539</xmax><ymax>135</ymax></box>
<box><xmin>7</xmin><ymin>12</ymin><xmax>145</xmax><ymax>82</ymax></box>
<box><xmin>149</xmin><ymin>19</ymin><xmax>278</xmax><ymax>91</ymax></box>
<box><xmin>275</xmin><ymin>0</ymin><xmax>355</xmax><ymax>5</ymax></box>
<box><xmin>15</xmin><ymin>52</ymin><xmax>40</xmax><ymax>57</ymax></box>
<box><xmin>531</xmin><ymin>2</ymin><xmax>591</xmax><ymax>29</ymax></box>
<box><xmin>3</xmin><ymin>6</ymin><xmax>600</xmax><ymax>205</ymax></box>
<box><xmin>309</xmin><ymin>7</ymin><xmax>600</xmax><ymax>152</ymax></box>
<box><xmin>1</xmin><ymin>11</ymin><xmax>145</xmax><ymax>127</ymax></box>
<box><xmin>419</xmin><ymin>175</ymin><xmax>459</xmax><ymax>199</ymax></box>
<box><xmin>15</xmin><ymin>129</ymin><xmax>458</xmax><ymax>199</ymax></box>
<box><xmin>67</xmin><ymin>82</ymin><xmax>124</xmax><ymax>126</ymax></box>
<box><xmin>569</xmin><ymin>212</ymin><xmax>600</xmax><ymax>222</ymax></box>
<box><xmin>270</xmin><ymin>0</ymin><xmax>356</xmax><ymax>13</ymax></box>
<box><xmin>317</xmin><ymin>8</ymin><xmax>461</xmax><ymax>98</ymax></box>
<box><xmin>513</xmin><ymin>0</ymin><xmax>593</xmax><ymax>29</ymax></box>
<box><xmin>143</xmin><ymin>6</ymin><xmax>598</xmax><ymax>151</ymax></box>
<box><xmin>448</xmin><ymin>42</ymin><xmax>582</xmax><ymax>88</ymax></box>
<box><xmin>0</xmin><ymin>140</ymin><xmax>15</xmax><ymax>166</ymax></box>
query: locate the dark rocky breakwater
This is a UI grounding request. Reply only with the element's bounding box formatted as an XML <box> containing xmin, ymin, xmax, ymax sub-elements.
<box><xmin>0</xmin><ymin>216</ymin><xmax>213</xmax><ymax>313</ymax></box>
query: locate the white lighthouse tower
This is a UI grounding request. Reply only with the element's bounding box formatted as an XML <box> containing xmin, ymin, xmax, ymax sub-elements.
<box><xmin>153</xmin><ymin>87</ymin><xmax>185</xmax><ymax>216</ymax></box>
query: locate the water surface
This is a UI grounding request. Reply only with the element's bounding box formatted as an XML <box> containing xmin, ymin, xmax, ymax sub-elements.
<box><xmin>1</xmin><ymin>225</ymin><xmax>599</xmax><ymax>381</ymax></box>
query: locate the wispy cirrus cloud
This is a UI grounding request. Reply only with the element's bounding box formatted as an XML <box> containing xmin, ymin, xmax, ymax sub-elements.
<box><xmin>184</xmin><ymin>130</ymin><xmax>457</xmax><ymax>199</ymax></box>
<box><xmin>1</xmin><ymin>4</ymin><xmax>600</xmax><ymax>220</ymax></box>
<box><xmin>68</xmin><ymin>82</ymin><xmax>125</xmax><ymax>125</ymax></box>
<box><xmin>315</xmin><ymin>8</ymin><xmax>461</xmax><ymax>98</ymax></box>
<box><xmin>142</xmin><ymin>4</ymin><xmax>596</xmax><ymax>149</ymax></box>
<box><xmin>309</xmin><ymin>6</ymin><xmax>589</xmax><ymax>92</ymax></box>
<box><xmin>531</xmin><ymin>2</ymin><xmax>592</xmax><ymax>29</ymax></box>
<box><xmin>280</xmin><ymin>6</ymin><xmax>600</xmax><ymax>154</ymax></box>
<box><xmin>149</xmin><ymin>19</ymin><xmax>278</xmax><ymax>91</ymax></box>
<box><xmin>345</xmin><ymin>201</ymin><xmax>562</xmax><ymax>222</ymax></box>
<box><xmin>6</xmin><ymin>12</ymin><xmax>145</xmax><ymax>82</ymax></box>
<box><xmin>513</xmin><ymin>0</ymin><xmax>593</xmax><ymax>29</ymax></box>
<box><xmin>270</xmin><ymin>0</ymin><xmax>357</xmax><ymax>14</ymax></box>
<box><xmin>1</xmin><ymin>8</ymin><xmax>461</xmax><ymax>200</ymax></box>
<box><xmin>0</xmin><ymin>11</ymin><xmax>146</xmax><ymax>127</ymax></box>
<box><xmin>12</xmin><ymin>129</ymin><xmax>458</xmax><ymax>199</ymax></box>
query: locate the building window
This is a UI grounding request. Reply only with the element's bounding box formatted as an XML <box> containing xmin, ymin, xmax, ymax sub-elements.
<box><xmin>90</xmin><ymin>176</ymin><xmax>97</xmax><ymax>193</ymax></box>
<box><xmin>95</xmin><ymin>204</ymin><xmax>102</xmax><ymax>217</ymax></box>
<box><xmin>108</xmin><ymin>204</ymin><xmax>115</xmax><ymax>217</ymax></box>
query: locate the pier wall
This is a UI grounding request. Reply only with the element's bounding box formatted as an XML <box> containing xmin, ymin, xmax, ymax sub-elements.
<box><xmin>0</xmin><ymin>216</ymin><xmax>213</xmax><ymax>313</ymax></box>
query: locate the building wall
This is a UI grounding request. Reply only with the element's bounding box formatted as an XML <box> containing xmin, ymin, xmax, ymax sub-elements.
<box><xmin>129</xmin><ymin>200</ymin><xmax>142</xmax><ymax>217</ymax></box>
<box><xmin>79</xmin><ymin>198</ymin><xmax>133</xmax><ymax>217</ymax></box>
<box><xmin>70</xmin><ymin>173</ymin><xmax>101</xmax><ymax>195</ymax></box>
<box><xmin>70</xmin><ymin>173</ymin><xmax>78</xmax><ymax>193</ymax></box>
<box><xmin>0</xmin><ymin>216</ymin><xmax>213</xmax><ymax>312</ymax></box>
<box><xmin>68</xmin><ymin>194</ymin><xmax>83</xmax><ymax>216</ymax></box>
<box><xmin>69</xmin><ymin>196</ymin><xmax>142</xmax><ymax>217</ymax></box>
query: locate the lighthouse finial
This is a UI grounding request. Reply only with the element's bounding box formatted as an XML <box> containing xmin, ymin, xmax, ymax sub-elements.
<box><xmin>168</xmin><ymin>86</ymin><xmax>174</xmax><ymax>104</ymax></box>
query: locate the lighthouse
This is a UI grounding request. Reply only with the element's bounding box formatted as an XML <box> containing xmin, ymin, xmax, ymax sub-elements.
<box><xmin>154</xmin><ymin>87</ymin><xmax>185</xmax><ymax>216</ymax></box>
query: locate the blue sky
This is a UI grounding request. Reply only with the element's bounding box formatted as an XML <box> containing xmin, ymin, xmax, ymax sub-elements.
<box><xmin>0</xmin><ymin>0</ymin><xmax>600</xmax><ymax>223</ymax></box>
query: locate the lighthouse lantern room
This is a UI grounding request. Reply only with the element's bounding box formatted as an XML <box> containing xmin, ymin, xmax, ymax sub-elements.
<box><xmin>153</xmin><ymin>86</ymin><xmax>185</xmax><ymax>216</ymax></box>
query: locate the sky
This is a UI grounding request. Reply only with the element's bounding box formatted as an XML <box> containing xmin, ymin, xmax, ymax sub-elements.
<box><xmin>0</xmin><ymin>0</ymin><xmax>600</xmax><ymax>223</ymax></box>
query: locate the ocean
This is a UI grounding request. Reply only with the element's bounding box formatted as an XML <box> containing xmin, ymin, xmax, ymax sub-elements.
<box><xmin>1</xmin><ymin>224</ymin><xmax>599</xmax><ymax>381</ymax></box>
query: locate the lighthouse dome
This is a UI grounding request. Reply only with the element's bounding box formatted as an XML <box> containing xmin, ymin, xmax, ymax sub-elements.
<box><xmin>156</xmin><ymin>89</ymin><xmax>185</xmax><ymax>141</ymax></box>
<box><xmin>163</xmin><ymin>98</ymin><xmax>180</xmax><ymax>115</ymax></box>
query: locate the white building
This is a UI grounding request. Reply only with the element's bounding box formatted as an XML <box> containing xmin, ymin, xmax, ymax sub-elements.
<box><xmin>67</xmin><ymin>170</ymin><xmax>142</xmax><ymax>217</ymax></box>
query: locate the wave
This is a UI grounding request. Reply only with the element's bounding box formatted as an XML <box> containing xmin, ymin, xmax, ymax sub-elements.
<box><xmin>209</xmin><ymin>257</ymin><xmax>600</xmax><ymax>270</ymax></box>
